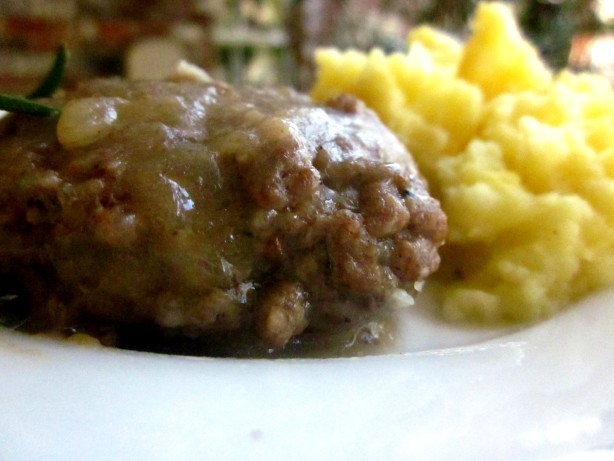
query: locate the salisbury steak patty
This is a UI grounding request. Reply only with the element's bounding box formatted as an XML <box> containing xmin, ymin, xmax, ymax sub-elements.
<box><xmin>0</xmin><ymin>78</ymin><xmax>446</xmax><ymax>351</ymax></box>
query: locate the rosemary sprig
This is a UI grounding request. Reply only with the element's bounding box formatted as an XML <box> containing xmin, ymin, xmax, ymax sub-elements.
<box><xmin>27</xmin><ymin>44</ymin><xmax>69</xmax><ymax>99</ymax></box>
<box><xmin>0</xmin><ymin>95</ymin><xmax>61</xmax><ymax>117</ymax></box>
<box><xmin>0</xmin><ymin>44</ymin><xmax>68</xmax><ymax>117</ymax></box>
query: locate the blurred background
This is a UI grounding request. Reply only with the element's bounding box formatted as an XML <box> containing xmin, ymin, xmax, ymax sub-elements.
<box><xmin>0</xmin><ymin>0</ymin><xmax>612</xmax><ymax>94</ymax></box>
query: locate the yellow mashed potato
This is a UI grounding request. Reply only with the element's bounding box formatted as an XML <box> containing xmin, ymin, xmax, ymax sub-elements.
<box><xmin>311</xmin><ymin>2</ymin><xmax>614</xmax><ymax>322</ymax></box>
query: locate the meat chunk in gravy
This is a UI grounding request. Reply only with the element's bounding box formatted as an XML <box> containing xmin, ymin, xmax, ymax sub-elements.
<box><xmin>0</xmin><ymin>79</ymin><xmax>446</xmax><ymax>355</ymax></box>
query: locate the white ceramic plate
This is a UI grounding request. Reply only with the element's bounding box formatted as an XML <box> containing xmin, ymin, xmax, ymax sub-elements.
<box><xmin>1</xmin><ymin>286</ymin><xmax>613</xmax><ymax>461</ymax></box>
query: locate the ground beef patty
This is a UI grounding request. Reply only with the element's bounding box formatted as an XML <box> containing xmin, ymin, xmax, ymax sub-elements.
<box><xmin>0</xmin><ymin>77</ymin><xmax>446</xmax><ymax>354</ymax></box>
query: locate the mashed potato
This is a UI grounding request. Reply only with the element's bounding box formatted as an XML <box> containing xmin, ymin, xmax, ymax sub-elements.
<box><xmin>311</xmin><ymin>2</ymin><xmax>614</xmax><ymax>322</ymax></box>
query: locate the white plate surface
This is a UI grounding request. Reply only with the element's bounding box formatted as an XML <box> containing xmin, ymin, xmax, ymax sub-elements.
<box><xmin>1</xmin><ymin>286</ymin><xmax>613</xmax><ymax>461</ymax></box>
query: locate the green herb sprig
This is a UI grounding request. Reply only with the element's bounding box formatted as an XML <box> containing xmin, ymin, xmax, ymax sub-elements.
<box><xmin>0</xmin><ymin>44</ymin><xmax>68</xmax><ymax>117</ymax></box>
